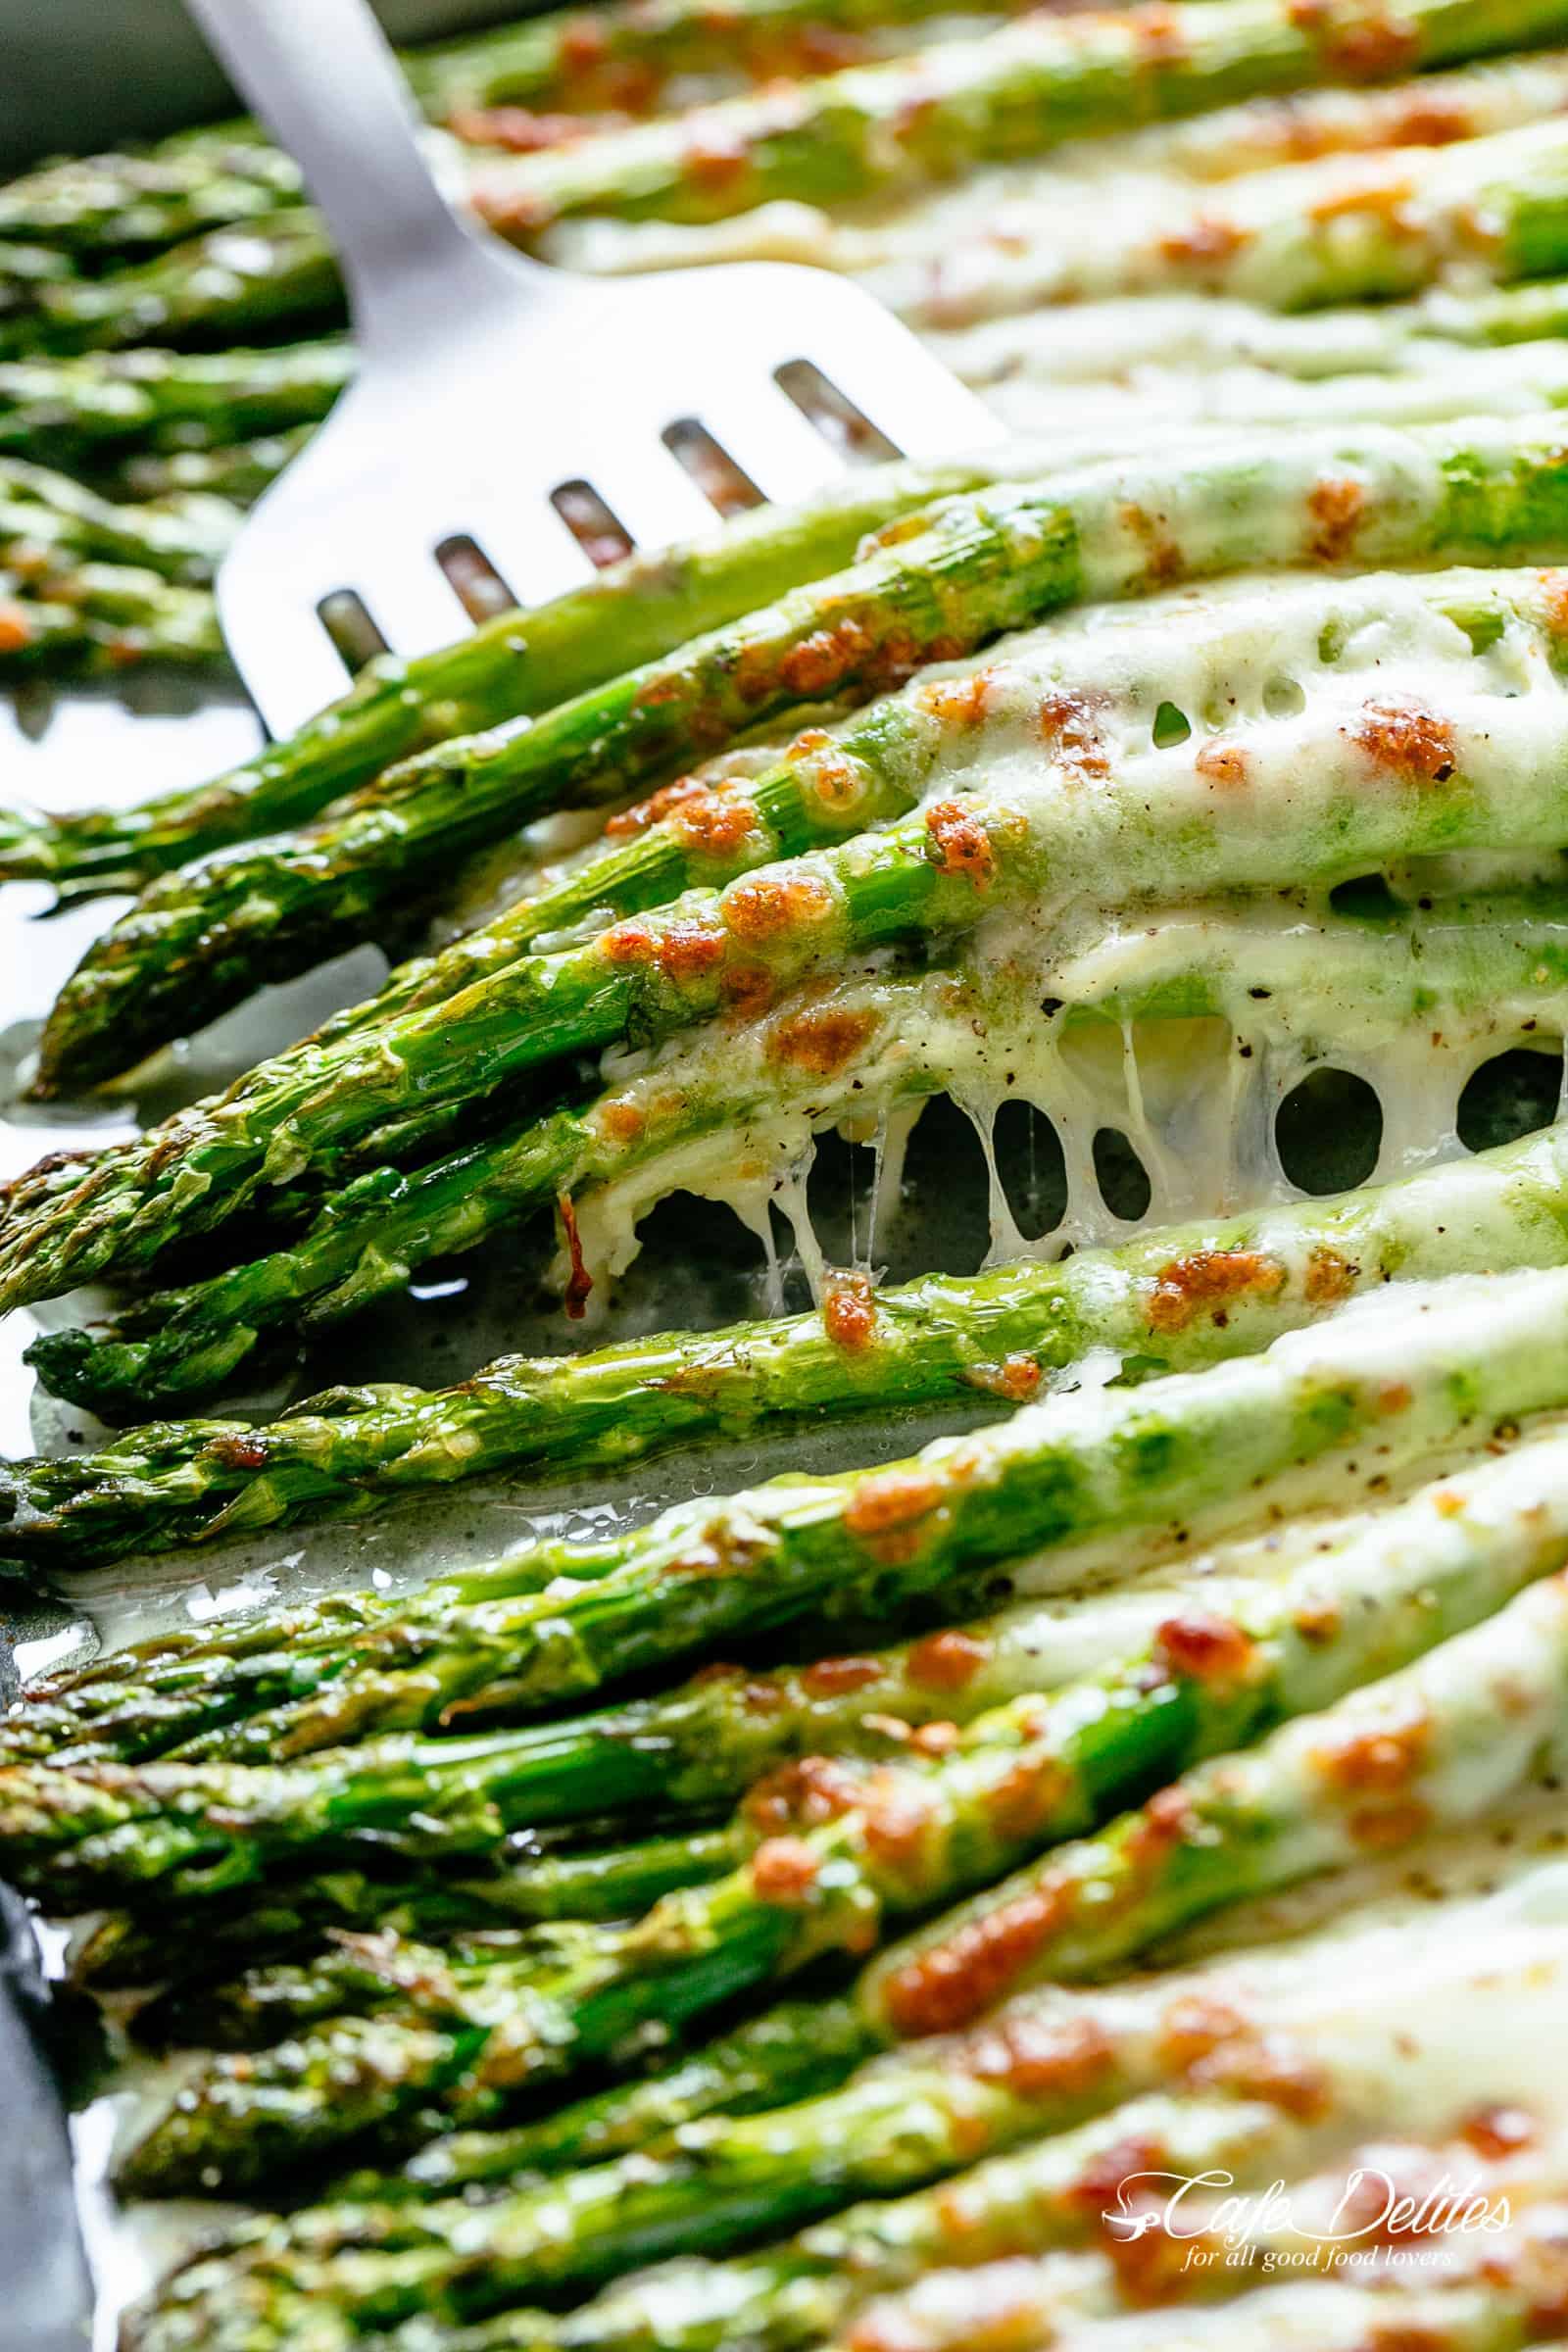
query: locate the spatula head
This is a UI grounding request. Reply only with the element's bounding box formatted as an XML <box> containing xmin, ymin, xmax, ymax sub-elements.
<box><xmin>215</xmin><ymin>250</ymin><xmax>1000</xmax><ymax>736</ymax></box>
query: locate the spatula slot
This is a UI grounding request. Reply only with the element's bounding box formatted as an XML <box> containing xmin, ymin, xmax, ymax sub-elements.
<box><xmin>773</xmin><ymin>361</ymin><xmax>901</xmax><ymax>464</ymax></box>
<box><xmin>435</xmin><ymin>534</ymin><xmax>519</xmax><ymax>622</ymax></box>
<box><xmin>662</xmin><ymin>421</ymin><xmax>765</xmax><ymax>516</ymax></box>
<box><xmin>316</xmin><ymin>588</ymin><xmax>388</xmax><ymax>674</ymax></box>
<box><xmin>550</xmin><ymin>480</ymin><xmax>635</xmax><ymax>567</ymax></box>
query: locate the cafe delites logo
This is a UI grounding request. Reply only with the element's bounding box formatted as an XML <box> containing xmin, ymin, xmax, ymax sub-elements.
<box><xmin>1102</xmin><ymin>2163</ymin><xmax>1516</xmax><ymax>2277</ymax></box>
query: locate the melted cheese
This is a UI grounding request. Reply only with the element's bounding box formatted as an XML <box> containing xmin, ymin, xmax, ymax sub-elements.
<box><xmin>562</xmin><ymin>568</ymin><xmax>1568</xmax><ymax>1298</ymax></box>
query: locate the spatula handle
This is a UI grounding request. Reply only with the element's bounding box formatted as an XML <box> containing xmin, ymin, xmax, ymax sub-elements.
<box><xmin>182</xmin><ymin>0</ymin><xmax>532</xmax><ymax>346</ymax></box>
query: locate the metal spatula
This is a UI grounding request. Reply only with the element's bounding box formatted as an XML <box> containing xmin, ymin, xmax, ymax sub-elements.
<box><xmin>182</xmin><ymin>0</ymin><xmax>1000</xmax><ymax>736</ymax></box>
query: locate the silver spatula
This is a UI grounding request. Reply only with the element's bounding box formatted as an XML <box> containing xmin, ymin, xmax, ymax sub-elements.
<box><xmin>182</xmin><ymin>0</ymin><xmax>1000</xmax><ymax>735</ymax></box>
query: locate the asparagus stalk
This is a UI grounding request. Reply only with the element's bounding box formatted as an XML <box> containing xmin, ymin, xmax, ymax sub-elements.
<box><xmin>0</xmin><ymin>564</ymin><xmax>224</xmax><ymax>672</ymax></box>
<box><xmin>0</xmin><ymin>457</ymin><xmax>233</xmax><ymax>579</ymax></box>
<box><xmin>466</xmin><ymin>0</ymin><xmax>1568</xmax><ymax>238</ymax></box>
<box><xmin>1119</xmin><ymin>42</ymin><xmax>1568</xmax><ymax>179</ymax></box>
<box><xmin>0</xmin><ymin>340</ymin><xmax>352</xmax><ymax>466</ymax></box>
<box><xmin>25</xmin><ymin>415</ymin><xmax>1568</xmax><ymax>1166</ymax></box>
<box><xmin>127</xmin><ymin>1843</ymin><xmax>1568</xmax><ymax>2314</ymax></box>
<box><xmin>888</xmin><ymin>111</ymin><xmax>1568</xmax><ymax>326</ymax></box>
<box><xmin>0</xmin><ymin>444</ymin><xmax>1011</xmax><ymax>893</ymax></box>
<box><xmin>131</xmin><ymin>1832</ymin><xmax>754</xmax><ymax>2048</ymax></box>
<box><xmin>13</xmin><ymin>1248</ymin><xmax>1564</xmax><ymax>1776</ymax></box>
<box><xmin>291</xmin><ymin>554</ymin><xmax>1568</xmax><ymax>1037</ymax></box>
<box><xmin>136</xmin><ymin>1973</ymin><xmax>1568</xmax><ymax>2352</ymax></box>
<box><xmin>105</xmin><ymin>1421</ymin><xmax>1568</xmax><ymax>2194</ymax></box>
<box><xmin>73</xmin><ymin>1825</ymin><xmax>746</xmax><ymax>1995</ymax></box>
<box><xmin>87</xmin><ymin>1424</ymin><xmax>1568</xmax><ymax>2068</ymax></box>
<box><xmin>0</xmin><ymin>135</ymin><xmax>302</xmax><ymax>261</ymax></box>
<box><xmin>358</xmin><ymin>2097</ymin><xmax>1568</xmax><ymax>2352</ymax></box>
<box><xmin>111</xmin><ymin>425</ymin><xmax>313</xmax><ymax>508</ymax></box>
<box><xmin>7</xmin><ymin>547</ymin><xmax>1515</xmax><ymax>1311</ymax></box>
<box><xmin>403</xmin><ymin>0</ymin><xmax>1045</xmax><ymax>124</ymax></box>
<box><xmin>0</xmin><ymin>207</ymin><xmax>346</xmax><ymax>360</ymax></box>
<box><xmin>136</xmin><ymin>2082</ymin><xmax>1302</xmax><ymax>2335</ymax></box>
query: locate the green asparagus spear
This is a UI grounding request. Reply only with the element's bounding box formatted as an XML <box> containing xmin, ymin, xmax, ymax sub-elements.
<box><xmin>129</xmin><ymin>1832</ymin><xmax>754</xmax><ymax>2047</ymax></box>
<box><xmin>860</xmin><ymin>1562</ymin><xmax>1568</xmax><ymax>2045</ymax></box>
<box><xmin>0</xmin><ymin>207</ymin><xmax>345</xmax><ymax>359</ymax></box>
<box><xmin>13</xmin><ymin>547</ymin><xmax>1530</xmax><ymax>1321</ymax></box>
<box><xmin>0</xmin><ymin>455</ymin><xmax>233</xmax><ymax>579</ymax></box>
<box><xmin>890</xmin><ymin>111</ymin><xmax>1568</xmax><ymax>326</ymax></box>
<box><xmin>73</xmin><ymin>1825</ymin><xmax>745</xmax><ymax>1994</ymax></box>
<box><xmin>28</xmin><ymin>472</ymin><xmax>1059</xmax><ymax>1088</ymax></box>
<box><xmin>0</xmin><ymin>340</ymin><xmax>351</xmax><ymax>466</ymax></box>
<box><xmin>302</xmin><ymin>554</ymin><xmax>1568</xmax><ymax>1034</ymax></box>
<box><xmin>0</xmin><ymin>443</ymin><xmax>1011</xmax><ymax>892</ymax></box>
<box><xmin>0</xmin><ymin>565</ymin><xmax>224</xmax><ymax>672</ymax></box>
<box><xmin>358</xmin><ymin>2076</ymin><xmax>1568</xmax><ymax>2352</ymax></box>
<box><xmin>0</xmin><ymin>135</ymin><xmax>303</xmax><ymax>261</ymax></box>
<box><xmin>111</xmin><ymin>425</ymin><xmax>313</xmax><ymax>508</ymax></box>
<box><xmin>405</xmin><ymin>0</ymin><xmax>1040</xmax><ymax>127</ymax></box>
<box><xmin>26</xmin><ymin>875</ymin><xmax>1568</xmax><ymax>1420</ymax></box>
<box><xmin>138</xmin><ymin>2081</ymin><xmax>1305</xmax><ymax>2347</ymax></box>
<box><xmin>26</xmin><ymin>413</ymin><xmax>1568</xmax><ymax>1163</ymax></box>
<box><xmin>8</xmin><ymin>1010</ymin><xmax>1568</xmax><ymax>1617</ymax></box>
<box><xmin>8</xmin><ymin>1250</ymin><xmax>1564</xmax><ymax>1796</ymax></box>
<box><xmin>112</xmin><ymin>1544</ymin><xmax>1568</xmax><ymax>2210</ymax></box>
<box><xmin>465</xmin><ymin>0</ymin><xmax>1568</xmax><ymax>238</ymax></box>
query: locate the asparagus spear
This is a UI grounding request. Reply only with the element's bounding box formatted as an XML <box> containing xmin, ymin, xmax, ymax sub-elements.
<box><xmin>404</xmin><ymin>0</ymin><xmax>1044</xmax><ymax>124</ymax></box>
<box><xmin>130</xmin><ymin>1832</ymin><xmax>756</xmax><ymax>2048</ymax></box>
<box><xmin>74</xmin><ymin>1825</ymin><xmax>746</xmax><ymax>1995</ymax></box>
<box><xmin>298</xmin><ymin>555</ymin><xmax>1568</xmax><ymax>1035</ymax></box>
<box><xmin>127</xmin><ymin>1838</ymin><xmax>1568</xmax><ymax>2318</ymax></box>
<box><xmin>355</xmin><ymin>2092</ymin><xmax>1568</xmax><ymax>2352</ymax></box>
<box><xmin>0</xmin><ymin>134</ymin><xmax>302</xmax><ymax>261</ymax></box>
<box><xmin>466</xmin><ymin>0</ymin><xmax>1568</xmax><ymax>238</ymax></box>
<box><xmin>26</xmin><ymin>876</ymin><xmax>1568</xmax><ymax>1421</ymax></box>
<box><xmin>0</xmin><ymin>340</ymin><xmax>352</xmax><ymax>466</ymax></box>
<box><xmin>0</xmin><ymin>207</ymin><xmax>347</xmax><ymax>360</ymax></box>
<box><xmin>0</xmin><ymin>444</ymin><xmax>1010</xmax><ymax>892</ymax></box>
<box><xmin>0</xmin><ymin>565</ymin><xmax>224</xmax><ymax>673</ymax></box>
<box><xmin>888</xmin><ymin>111</ymin><xmax>1568</xmax><ymax>326</ymax></box>
<box><xmin>113</xmin><ymin>1561</ymin><xmax>1568</xmax><ymax>2220</ymax></box>
<box><xmin>26</xmin><ymin>415</ymin><xmax>1568</xmax><ymax>1157</ymax></box>
<box><xmin>112</xmin><ymin>425</ymin><xmax>313</xmax><ymax>508</ymax></box>
<box><xmin>0</xmin><ymin>456</ymin><xmax>233</xmax><ymax>580</ymax></box>
<box><xmin>133</xmin><ymin>1903</ymin><xmax>1568</xmax><ymax>2352</ymax></box>
<box><xmin>8</xmin><ymin>545</ymin><xmax>1520</xmax><ymax>1305</ymax></box>
<box><xmin>13</xmin><ymin>1249</ymin><xmax>1562</xmax><ymax>1775</ymax></box>
<box><xmin>136</xmin><ymin>2080</ymin><xmax>1302</xmax><ymax>2335</ymax></box>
